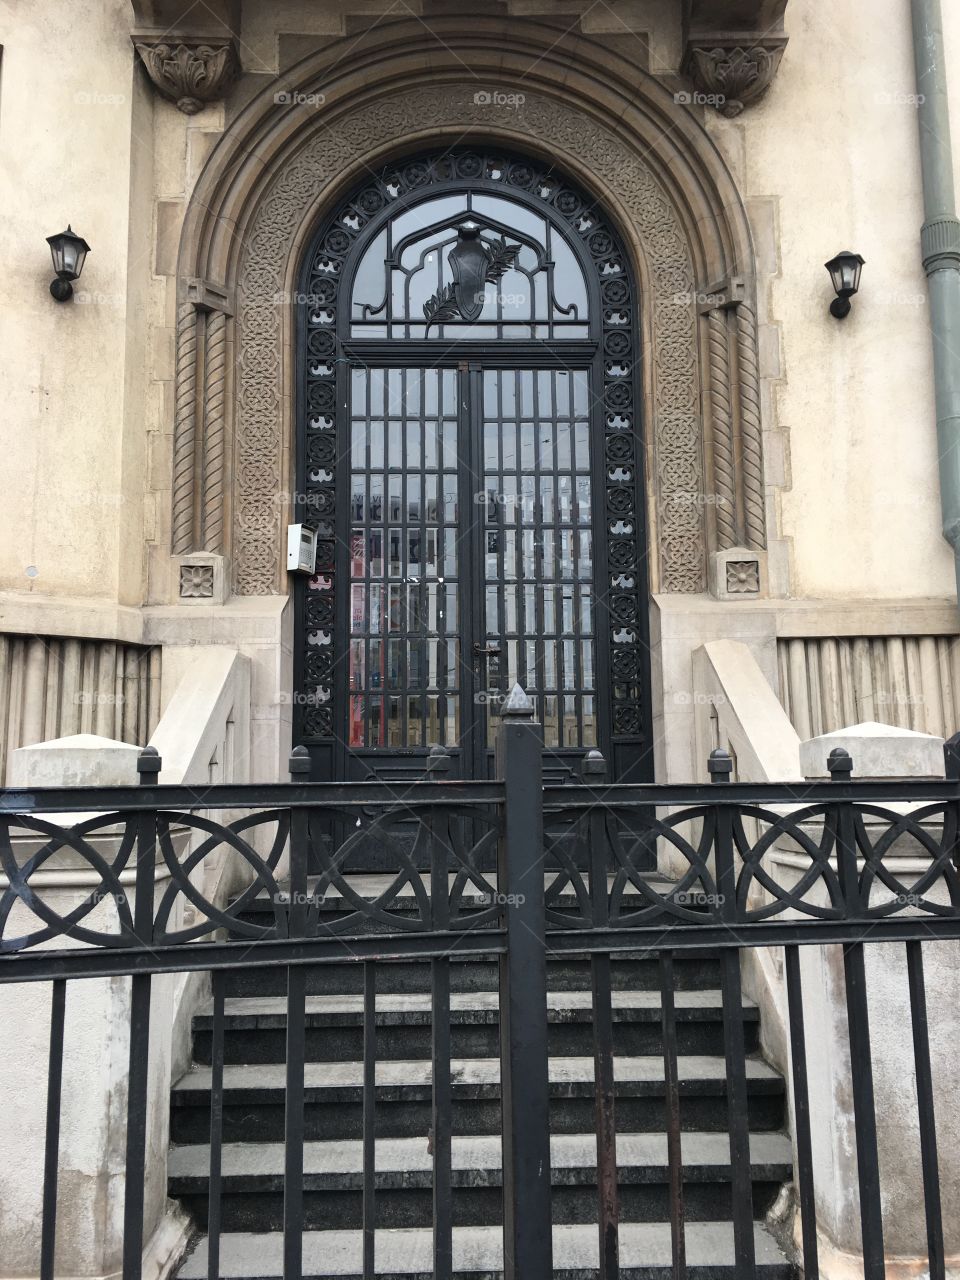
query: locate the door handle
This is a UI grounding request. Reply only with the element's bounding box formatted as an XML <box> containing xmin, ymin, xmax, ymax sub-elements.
<box><xmin>472</xmin><ymin>642</ymin><xmax>502</xmax><ymax>657</ymax></box>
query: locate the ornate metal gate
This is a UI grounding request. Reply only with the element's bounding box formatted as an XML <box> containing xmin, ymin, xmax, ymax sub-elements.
<box><xmin>2</xmin><ymin>716</ymin><xmax>960</xmax><ymax>1280</ymax></box>
<box><xmin>293</xmin><ymin>149</ymin><xmax>652</xmax><ymax>784</ymax></box>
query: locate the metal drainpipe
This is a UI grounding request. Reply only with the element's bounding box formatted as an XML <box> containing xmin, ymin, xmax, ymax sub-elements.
<box><xmin>912</xmin><ymin>0</ymin><xmax>960</xmax><ymax>601</ymax></box>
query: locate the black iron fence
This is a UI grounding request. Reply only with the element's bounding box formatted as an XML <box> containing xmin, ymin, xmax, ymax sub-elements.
<box><xmin>1</xmin><ymin>701</ymin><xmax>959</xmax><ymax>1280</ymax></box>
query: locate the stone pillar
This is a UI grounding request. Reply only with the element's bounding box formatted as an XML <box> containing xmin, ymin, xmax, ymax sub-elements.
<box><xmin>776</xmin><ymin>722</ymin><xmax>960</xmax><ymax>1279</ymax></box>
<box><xmin>0</xmin><ymin>735</ymin><xmax>189</xmax><ymax>1278</ymax></box>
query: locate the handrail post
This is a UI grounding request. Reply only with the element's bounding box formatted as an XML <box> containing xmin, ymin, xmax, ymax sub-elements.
<box><xmin>582</xmin><ymin>749</ymin><xmax>621</xmax><ymax>1280</ymax></box>
<box><xmin>287</xmin><ymin>745</ymin><xmax>312</xmax><ymax>936</ymax></box>
<box><xmin>827</xmin><ymin>745</ymin><xmax>886</xmax><ymax>1277</ymax></box>
<box><xmin>122</xmin><ymin>746</ymin><xmax>161</xmax><ymax>1280</ymax></box>
<box><xmin>284</xmin><ymin>744</ymin><xmax>312</xmax><ymax>1280</ymax></box>
<box><xmin>496</xmin><ymin>685</ymin><xmax>552</xmax><ymax>1280</ymax></box>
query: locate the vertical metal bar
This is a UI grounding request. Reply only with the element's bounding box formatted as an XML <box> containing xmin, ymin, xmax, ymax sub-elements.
<box><xmin>122</xmin><ymin>972</ymin><xmax>153</xmax><ymax>1280</ymax></box>
<box><xmin>784</xmin><ymin>946</ymin><xmax>818</xmax><ymax>1280</ymax></box>
<box><xmin>284</xmin><ymin>748</ymin><xmax>311</xmax><ymax>1280</ymax></box>
<box><xmin>592</xmin><ymin>951</ymin><xmax>619</xmax><ymax>1280</ymax></box>
<box><xmin>709</xmin><ymin>749</ymin><xmax>756</xmax><ymax>1277</ymax></box>
<box><xmin>284</xmin><ymin>964</ymin><xmax>307</xmax><ymax>1280</ymax></box>
<box><xmin>39</xmin><ymin>978</ymin><xmax>66</xmax><ymax>1280</ymax></box>
<box><xmin>583</xmin><ymin>750</ymin><xmax>619</xmax><ymax>1279</ymax></box>
<box><xmin>458</xmin><ymin>362</ymin><xmax>482</xmax><ymax>775</ymax></box>
<box><xmin>720</xmin><ymin>949</ymin><xmax>755</xmax><ymax>1276</ymax></box>
<box><xmin>206</xmin><ymin>970</ymin><xmax>226</xmax><ymax>1280</ymax></box>
<box><xmin>906</xmin><ymin>940</ymin><xmax>945</xmax><ymax>1280</ymax></box>
<box><xmin>432</xmin><ymin>956</ymin><xmax>453</xmax><ymax>1280</ymax></box>
<box><xmin>828</xmin><ymin>748</ymin><xmax>886</xmax><ymax>1279</ymax></box>
<box><xmin>659</xmin><ymin>953</ymin><xmax>686</xmax><ymax>1280</ymax></box>
<box><xmin>122</xmin><ymin>747</ymin><xmax>161</xmax><ymax>1280</ymax></box>
<box><xmin>428</xmin><ymin>764</ymin><xmax>453</xmax><ymax>1280</ymax></box>
<box><xmin>496</xmin><ymin>689</ymin><xmax>552</xmax><ymax>1280</ymax></box>
<box><xmin>842</xmin><ymin>941</ymin><xmax>885</xmax><ymax>1278</ymax></box>
<box><xmin>363</xmin><ymin>960</ymin><xmax>377</xmax><ymax>1280</ymax></box>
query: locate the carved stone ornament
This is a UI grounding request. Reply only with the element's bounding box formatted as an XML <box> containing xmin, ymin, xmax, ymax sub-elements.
<box><xmin>176</xmin><ymin>553</ymin><xmax>228</xmax><ymax>604</ymax></box>
<box><xmin>726</xmin><ymin>559</ymin><xmax>760</xmax><ymax>594</ymax></box>
<box><xmin>179</xmin><ymin>563</ymin><xmax>214</xmax><ymax>598</ymax></box>
<box><xmin>685</xmin><ymin>43</ymin><xmax>786</xmax><ymax>118</ymax></box>
<box><xmin>134</xmin><ymin>38</ymin><xmax>240</xmax><ymax>114</ymax></box>
<box><xmin>229</xmin><ymin>86</ymin><xmax>710</xmax><ymax>596</ymax></box>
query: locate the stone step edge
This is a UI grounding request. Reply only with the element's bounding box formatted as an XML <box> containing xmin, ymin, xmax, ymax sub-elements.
<box><xmin>168</xmin><ymin>1131</ymin><xmax>792</xmax><ymax>1181</ymax></box>
<box><xmin>192</xmin><ymin>992</ymin><xmax>757</xmax><ymax>1028</ymax></box>
<box><xmin>175</xmin><ymin>1221</ymin><xmax>791</xmax><ymax>1279</ymax></box>
<box><xmin>172</xmin><ymin>1054</ymin><xmax>784</xmax><ymax>1098</ymax></box>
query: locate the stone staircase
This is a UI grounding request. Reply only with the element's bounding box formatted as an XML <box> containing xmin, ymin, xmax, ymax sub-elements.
<box><xmin>169</xmin><ymin>879</ymin><xmax>795</xmax><ymax>1278</ymax></box>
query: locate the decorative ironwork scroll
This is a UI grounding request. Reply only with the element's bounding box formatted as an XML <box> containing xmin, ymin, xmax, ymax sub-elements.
<box><xmin>2</xmin><ymin>763</ymin><xmax>960</xmax><ymax>954</ymax></box>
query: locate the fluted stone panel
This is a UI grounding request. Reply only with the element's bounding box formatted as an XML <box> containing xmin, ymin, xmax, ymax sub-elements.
<box><xmin>0</xmin><ymin>636</ymin><xmax>162</xmax><ymax>783</ymax></box>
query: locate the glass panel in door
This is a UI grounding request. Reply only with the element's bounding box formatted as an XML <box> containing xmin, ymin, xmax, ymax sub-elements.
<box><xmin>347</xmin><ymin>367</ymin><xmax>462</xmax><ymax>758</ymax></box>
<box><xmin>478</xmin><ymin>368</ymin><xmax>598</xmax><ymax>756</ymax></box>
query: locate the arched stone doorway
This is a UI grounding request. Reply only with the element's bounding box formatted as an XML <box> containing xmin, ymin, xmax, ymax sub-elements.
<box><xmin>170</xmin><ymin>17</ymin><xmax>768</xmax><ymax>777</ymax></box>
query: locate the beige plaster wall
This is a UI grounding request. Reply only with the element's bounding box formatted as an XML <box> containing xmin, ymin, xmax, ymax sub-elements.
<box><xmin>2</xmin><ymin>0</ymin><xmax>960</xmax><ymax>620</ymax></box>
<box><xmin>0</xmin><ymin>0</ymin><xmax>152</xmax><ymax>604</ymax></box>
<box><xmin>703</xmin><ymin>0</ymin><xmax>959</xmax><ymax>600</ymax></box>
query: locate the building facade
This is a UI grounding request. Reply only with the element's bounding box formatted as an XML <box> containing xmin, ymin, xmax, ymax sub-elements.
<box><xmin>2</xmin><ymin>2</ymin><xmax>960</xmax><ymax>1278</ymax></box>
<box><xmin>2</xmin><ymin>0</ymin><xmax>959</xmax><ymax>789</ymax></box>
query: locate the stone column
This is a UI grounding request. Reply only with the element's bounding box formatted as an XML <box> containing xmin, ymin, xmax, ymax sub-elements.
<box><xmin>0</xmin><ymin>735</ymin><xmax>189</xmax><ymax>1278</ymax></box>
<box><xmin>773</xmin><ymin>722</ymin><xmax>960</xmax><ymax>1278</ymax></box>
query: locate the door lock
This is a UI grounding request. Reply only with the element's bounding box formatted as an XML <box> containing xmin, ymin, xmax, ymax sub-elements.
<box><xmin>472</xmin><ymin>642</ymin><xmax>502</xmax><ymax>657</ymax></box>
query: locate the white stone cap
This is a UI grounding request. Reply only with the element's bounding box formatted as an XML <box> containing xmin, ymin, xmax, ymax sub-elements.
<box><xmin>800</xmin><ymin>721</ymin><xmax>945</xmax><ymax>781</ymax></box>
<box><xmin>9</xmin><ymin>734</ymin><xmax>141</xmax><ymax>789</ymax></box>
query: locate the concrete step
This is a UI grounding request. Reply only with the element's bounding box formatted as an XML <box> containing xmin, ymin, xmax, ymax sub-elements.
<box><xmin>175</xmin><ymin>1221</ymin><xmax>793</xmax><ymax>1279</ymax></box>
<box><xmin>190</xmin><ymin>991</ymin><xmax>759</xmax><ymax>1064</ymax></box>
<box><xmin>221</xmin><ymin>953</ymin><xmax>724</xmax><ymax>998</ymax></box>
<box><xmin>168</xmin><ymin>1132</ymin><xmax>792</xmax><ymax>1230</ymax></box>
<box><xmin>170</xmin><ymin>1054</ymin><xmax>786</xmax><ymax>1144</ymax></box>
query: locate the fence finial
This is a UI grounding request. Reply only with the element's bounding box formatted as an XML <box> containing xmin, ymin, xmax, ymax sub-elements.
<box><xmin>288</xmin><ymin>744</ymin><xmax>311</xmax><ymax>777</ymax></box>
<box><xmin>426</xmin><ymin>744</ymin><xmax>451</xmax><ymax>775</ymax></box>
<box><xmin>827</xmin><ymin>746</ymin><xmax>853</xmax><ymax>780</ymax></box>
<box><xmin>501</xmin><ymin>683</ymin><xmax>535</xmax><ymax>719</ymax></box>
<box><xmin>137</xmin><ymin>744</ymin><xmax>161</xmax><ymax>778</ymax></box>
<box><xmin>581</xmin><ymin>748</ymin><xmax>607</xmax><ymax>781</ymax></box>
<box><xmin>707</xmin><ymin>747</ymin><xmax>732</xmax><ymax>783</ymax></box>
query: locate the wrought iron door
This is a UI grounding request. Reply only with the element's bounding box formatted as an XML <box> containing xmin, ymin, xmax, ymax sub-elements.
<box><xmin>294</xmin><ymin>149</ymin><xmax>652</xmax><ymax>784</ymax></box>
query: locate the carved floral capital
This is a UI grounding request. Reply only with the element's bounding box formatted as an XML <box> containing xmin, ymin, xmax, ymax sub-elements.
<box><xmin>683</xmin><ymin>41</ymin><xmax>786</xmax><ymax>118</ymax></box>
<box><xmin>134</xmin><ymin>37</ymin><xmax>239</xmax><ymax>114</ymax></box>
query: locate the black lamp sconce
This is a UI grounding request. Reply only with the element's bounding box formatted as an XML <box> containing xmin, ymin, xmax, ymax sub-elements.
<box><xmin>825</xmin><ymin>250</ymin><xmax>865</xmax><ymax>319</ymax></box>
<box><xmin>46</xmin><ymin>226</ymin><xmax>91</xmax><ymax>302</ymax></box>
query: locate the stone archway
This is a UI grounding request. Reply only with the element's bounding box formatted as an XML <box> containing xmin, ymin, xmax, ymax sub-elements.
<box><xmin>172</xmin><ymin>17</ymin><xmax>766</xmax><ymax>602</ymax></box>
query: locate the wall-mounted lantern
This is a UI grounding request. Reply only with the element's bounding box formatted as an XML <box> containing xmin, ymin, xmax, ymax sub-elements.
<box><xmin>46</xmin><ymin>226</ymin><xmax>91</xmax><ymax>302</ymax></box>
<box><xmin>825</xmin><ymin>250</ymin><xmax>865</xmax><ymax>319</ymax></box>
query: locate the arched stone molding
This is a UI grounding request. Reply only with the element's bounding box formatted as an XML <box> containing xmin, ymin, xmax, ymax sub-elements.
<box><xmin>173</xmin><ymin>17</ymin><xmax>767</xmax><ymax>598</ymax></box>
